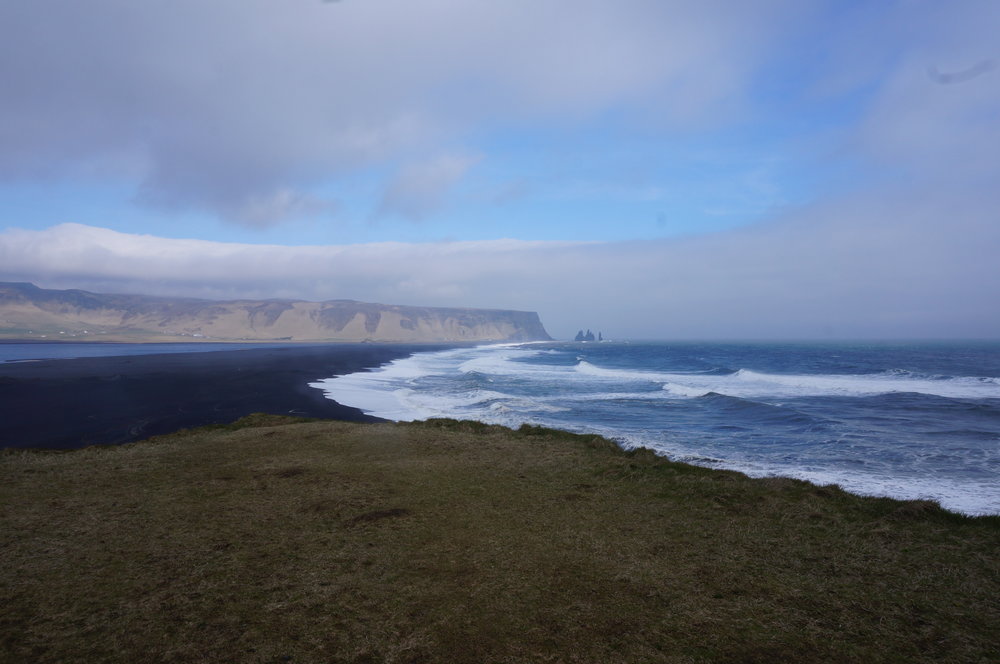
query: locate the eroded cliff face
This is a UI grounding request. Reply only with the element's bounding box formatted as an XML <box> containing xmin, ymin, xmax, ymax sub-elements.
<box><xmin>0</xmin><ymin>282</ymin><xmax>552</xmax><ymax>342</ymax></box>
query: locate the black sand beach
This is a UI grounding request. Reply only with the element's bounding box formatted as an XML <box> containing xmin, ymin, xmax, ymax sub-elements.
<box><xmin>0</xmin><ymin>343</ymin><xmax>451</xmax><ymax>449</ymax></box>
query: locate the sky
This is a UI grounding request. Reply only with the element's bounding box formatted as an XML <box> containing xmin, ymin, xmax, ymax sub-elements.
<box><xmin>1</xmin><ymin>0</ymin><xmax>998</xmax><ymax>340</ymax></box>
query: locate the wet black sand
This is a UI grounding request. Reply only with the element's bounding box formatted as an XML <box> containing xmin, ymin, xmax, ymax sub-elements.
<box><xmin>0</xmin><ymin>344</ymin><xmax>452</xmax><ymax>449</ymax></box>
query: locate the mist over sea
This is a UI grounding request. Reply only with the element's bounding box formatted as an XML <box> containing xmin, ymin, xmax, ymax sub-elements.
<box><xmin>313</xmin><ymin>341</ymin><xmax>1000</xmax><ymax>516</ymax></box>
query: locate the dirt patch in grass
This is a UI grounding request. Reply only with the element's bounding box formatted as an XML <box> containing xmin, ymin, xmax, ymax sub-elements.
<box><xmin>2</xmin><ymin>415</ymin><xmax>998</xmax><ymax>663</ymax></box>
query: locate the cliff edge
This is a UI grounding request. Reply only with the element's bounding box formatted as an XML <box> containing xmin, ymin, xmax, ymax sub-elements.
<box><xmin>0</xmin><ymin>282</ymin><xmax>552</xmax><ymax>343</ymax></box>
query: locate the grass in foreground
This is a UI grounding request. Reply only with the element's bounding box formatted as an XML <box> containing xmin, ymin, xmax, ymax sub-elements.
<box><xmin>2</xmin><ymin>416</ymin><xmax>998</xmax><ymax>663</ymax></box>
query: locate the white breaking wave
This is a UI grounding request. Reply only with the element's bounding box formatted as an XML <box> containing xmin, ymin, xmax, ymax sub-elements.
<box><xmin>586</xmin><ymin>426</ymin><xmax>1000</xmax><ymax>516</ymax></box>
<box><xmin>653</xmin><ymin>368</ymin><xmax>1000</xmax><ymax>400</ymax></box>
<box><xmin>575</xmin><ymin>361</ymin><xmax>1000</xmax><ymax>400</ymax></box>
<box><xmin>311</xmin><ymin>344</ymin><xmax>1000</xmax><ymax>422</ymax></box>
<box><xmin>309</xmin><ymin>343</ymin><xmax>565</xmax><ymax>421</ymax></box>
<box><xmin>573</xmin><ymin>360</ymin><xmax>704</xmax><ymax>382</ymax></box>
<box><xmin>309</xmin><ymin>342</ymin><xmax>1000</xmax><ymax>515</ymax></box>
<box><xmin>459</xmin><ymin>349</ymin><xmax>574</xmax><ymax>378</ymax></box>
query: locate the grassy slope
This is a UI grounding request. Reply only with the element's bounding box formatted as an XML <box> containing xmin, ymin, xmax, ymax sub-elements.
<box><xmin>2</xmin><ymin>416</ymin><xmax>998</xmax><ymax>663</ymax></box>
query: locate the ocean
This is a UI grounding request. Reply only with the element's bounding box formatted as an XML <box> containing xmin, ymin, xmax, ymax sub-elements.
<box><xmin>0</xmin><ymin>341</ymin><xmax>290</xmax><ymax>363</ymax></box>
<box><xmin>311</xmin><ymin>341</ymin><xmax>1000</xmax><ymax>516</ymax></box>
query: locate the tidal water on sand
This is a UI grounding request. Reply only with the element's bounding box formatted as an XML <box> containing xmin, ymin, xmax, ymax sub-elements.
<box><xmin>312</xmin><ymin>341</ymin><xmax>1000</xmax><ymax>515</ymax></box>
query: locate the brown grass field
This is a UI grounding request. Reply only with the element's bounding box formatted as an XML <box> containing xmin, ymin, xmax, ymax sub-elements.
<box><xmin>2</xmin><ymin>415</ymin><xmax>998</xmax><ymax>663</ymax></box>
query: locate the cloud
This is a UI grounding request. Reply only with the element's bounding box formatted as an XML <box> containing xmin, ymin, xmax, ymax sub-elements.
<box><xmin>3</xmin><ymin>188</ymin><xmax>998</xmax><ymax>340</ymax></box>
<box><xmin>1</xmin><ymin>2</ymin><xmax>997</xmax><ymax>340</ymax></box>
<box><xmin>816</xmin><ymin>1</ymin><xmax>1000</xmax><ymax>184</ymax></box>
<box><xmin>375</xmin><ymin>153</ymin><xmax>481</xmax><ymax>221</ymax></box>
<box><xmin>217</xmin><ymin>189</ymin><xmax>337</xmax><ymax>229</ymax></box>
<box><xmin>0</xmin><ymin>0</ymin><xmax>799</xmax><ymax>226</ymax></box>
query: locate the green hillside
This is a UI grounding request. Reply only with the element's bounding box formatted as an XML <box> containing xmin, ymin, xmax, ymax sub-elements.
<box><xmin>3</xmin><ymin>417</ymin><xmax>998</xmax><ymax>663</ymax></box>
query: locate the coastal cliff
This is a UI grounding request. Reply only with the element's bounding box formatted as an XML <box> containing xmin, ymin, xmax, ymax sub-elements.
<box><xmin>0</xmin><ymin>282</ymin><xmax>552</xmax><ymax>343</ymax></box>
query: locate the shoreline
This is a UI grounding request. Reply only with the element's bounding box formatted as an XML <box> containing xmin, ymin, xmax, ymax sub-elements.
<box><xmin>6</xmin><ymin>340</ymin><xmax>995</xmax><ymax>516</ymax></box>
<box><xmin>0</xmin><ymin>343</ymin><xmax>454</xmax><ymax>449</ymax></box>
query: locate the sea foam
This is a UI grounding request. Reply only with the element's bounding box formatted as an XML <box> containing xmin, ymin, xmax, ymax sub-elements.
<box><xmin>311</xmin><ymin>341</ymin><xmax>1000</xmax><ymax>515</ymax></box>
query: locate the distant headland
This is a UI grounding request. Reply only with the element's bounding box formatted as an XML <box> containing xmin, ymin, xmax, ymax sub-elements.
<box><xmin>0</xmin><ymin>282</ymin><xmax>552</xmax><ymax>343</ymax></box>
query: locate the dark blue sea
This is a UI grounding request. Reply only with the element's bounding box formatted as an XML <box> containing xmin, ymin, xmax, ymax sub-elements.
<box><xmin>0</xmin><ymin>342</ymin><xmax>289</xmax><ymax>363</ymax></box>
<box><xmin>312</xmin><ymin>341</ymin><xmax>1000</xmax><ymax>515</ymax></box>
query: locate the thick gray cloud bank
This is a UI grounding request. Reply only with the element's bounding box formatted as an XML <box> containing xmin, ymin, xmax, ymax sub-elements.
<box><xmin>3</xmin><ymin>187</ymin><xmax>998</xmax><ymax>340</ymax></box>
<box><xmin>0</xmin><ymin>0</ymin><xmax>815</xmax><ymax>224</ymax></box>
